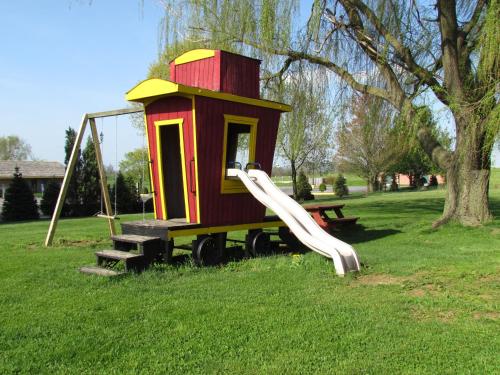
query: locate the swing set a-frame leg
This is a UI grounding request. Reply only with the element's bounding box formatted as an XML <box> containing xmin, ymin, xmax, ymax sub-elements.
<box><xmin>45</xmin><ymin>114</ymin><xmax>89</xmax><ymax>247</ymax></box>
<box><xmin>44</xmin><ymin>115</ymin><xmax>117</xmax><ymax>247</ymax></box>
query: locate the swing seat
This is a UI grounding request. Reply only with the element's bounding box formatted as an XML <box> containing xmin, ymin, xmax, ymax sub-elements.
<box><xmin>96</xmin><ymin>214</ymin><xmax>120</xmax><ymax>220</ymax></box>
<box><xmin>140</xmin><ymin>193</ymin><xmax>154</xmax><ymax>203</ymax></box>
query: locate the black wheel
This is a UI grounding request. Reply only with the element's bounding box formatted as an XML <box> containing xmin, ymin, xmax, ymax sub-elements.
<box><xmin>193</xmin><ymin>236</ymin><xmax>219</xmax><ymax>266</ymax></box>
<box><xmin>252</xmin><ymin>232</ymin><xmax>271</xmax><ymax>255</ymax></box>
<box><xmin>278</xmin><ymin>227</ymin><xmax>304</xmax><ymax>252</ymax></box>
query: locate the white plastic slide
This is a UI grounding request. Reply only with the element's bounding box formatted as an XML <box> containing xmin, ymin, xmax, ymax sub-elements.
<box><xmin>227</xmin><ymin>168</ymin><xmax>360</xmax><ymax>276</ymax></box>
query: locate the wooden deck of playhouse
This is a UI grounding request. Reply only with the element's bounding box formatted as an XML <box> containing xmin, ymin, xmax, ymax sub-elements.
<box><xmin>80</xmin><ymin>216</ymin><xmax>289</xmax><ymax>276</ymax></box>
<box><xmin>120</xmin><ymin>216</ymin><xmax>285</xmax><ymax>240</ymax></box>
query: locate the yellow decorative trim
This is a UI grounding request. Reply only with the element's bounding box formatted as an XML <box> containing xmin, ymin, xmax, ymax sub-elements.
<box><xmin>221</xmin><ymin>114</ymin><xmax>258</xmax><ymax>194</ymax></box>
<box><xmin>154</xmin><ymin>119</ymin><xmax>190</xmax><ymax>222</ymax></box>
<box><xmin>126</xmin><ymin>79</ymin><xmax>291</xmax><ymax>112</ymax></box>
<box><xmin>143</xmin><ymin>109</ymin><xmax>157</xmax><ymax>219</ymax></box>
<box><xmin>191</xmin><ymin>97</ymin><xmax>201</xmax><ymax>223</ymax></box>
<box><xmin>174</xmin><ymin>49</ymin><xmax>215</xmax><ymax>65</ymax></box>
<box><xmin>168</xmin><ymin>221</ymin><xmax>286</xmax><ymax>238</ymax></box>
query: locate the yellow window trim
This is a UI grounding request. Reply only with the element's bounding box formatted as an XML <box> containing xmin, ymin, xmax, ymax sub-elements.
<box><xmin>221</xmin><ymin>114</ymin><xmax>258</xmax><ymax>194</ymax></box>
<box><xmin>174</xmin><ymin>49</ymin><xmax>215</xmax><ymax>65</ymax></box>
<box><xmin>126</xmin><ymin>79</ymin><xmax>291</xmax><ymax>112</ymax></box>
<box><xmin>154</xmin><ymin>119</ymin><xmax>190</xmax><ymax>222</ymax></box>
<box><xmin>191</xmin><ymin>97</ymin><xmax>201</xmax><ymax>223</ymax></box>
<box><xmin>168</xmin><ymin>220</ymin><xmax>286</xmax><ymax>238</ymax></box>
<box><xmin>143</xmin><ymin>109</ymin><xmax>157</xmax><ymax>219</ymax></box>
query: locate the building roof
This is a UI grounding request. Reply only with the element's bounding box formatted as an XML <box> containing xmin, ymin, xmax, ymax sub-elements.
<box><xmin>0</xmin><ymin>161</ymin><xmax>65</xmax><ymax>179</ymax></box>
<box><xmin>126</xmin><ymin>78</ymin><xmax>292</xmax><ymax>112</ymax></box>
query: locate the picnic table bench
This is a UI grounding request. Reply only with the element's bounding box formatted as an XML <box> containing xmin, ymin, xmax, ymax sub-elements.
<box><xmin>303</xmin><ymin>204</ymin><xmax>359</xmax><ymax>232</ymax></box>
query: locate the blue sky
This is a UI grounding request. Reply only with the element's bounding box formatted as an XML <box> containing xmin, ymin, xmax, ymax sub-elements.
<box><xmin>0</xmin><ymin>0</ymin><xmax>164</xmax><ymax>166</ymax></box>
<box><xmin>0</xmin><ymin>1</ymin><xmax>498</xmax><ymax>167</ymax></box>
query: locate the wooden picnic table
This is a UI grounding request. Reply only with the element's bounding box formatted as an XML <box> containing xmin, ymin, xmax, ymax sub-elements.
<box><xmin>303</xmin><ymin>204</ymin><xmax>358</xmax><ymax>231</ymax></box>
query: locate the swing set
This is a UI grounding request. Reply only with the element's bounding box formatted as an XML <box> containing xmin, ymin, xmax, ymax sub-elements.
<box><xmin>44</xmin><ymin>107</ymin><xmax>145</xmax><ymax>247</ymax></box>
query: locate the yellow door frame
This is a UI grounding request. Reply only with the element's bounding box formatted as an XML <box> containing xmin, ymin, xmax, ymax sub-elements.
<box><xmin>143</xmin><ymin>109</ymin><xmax>157</xmax><ymax>219</ymax></box>
<box><xmin>154</xmin><ymin>118</ymin><xmax>190</xmax><ymax>222</ymax></box>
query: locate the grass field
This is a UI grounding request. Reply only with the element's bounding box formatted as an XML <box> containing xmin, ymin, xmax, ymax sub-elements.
<box><xmin>1</xmin><ymin>173</ymin><xmax>499</xmax><ymax>373</ymax></box>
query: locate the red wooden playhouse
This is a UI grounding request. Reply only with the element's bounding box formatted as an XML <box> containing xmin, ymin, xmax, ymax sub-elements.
<box><xmin>120</xmin><ymin>49</ymin><xmax>292</xmax><ymax>265</ymax></box>
<box><xmin>48</xmin><ymin>48</ymin><xmax>359</xmax><ymax>275</ymax></box>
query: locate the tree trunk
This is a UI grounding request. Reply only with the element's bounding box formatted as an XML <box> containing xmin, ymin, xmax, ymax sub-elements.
<box><xmin>367</xmin><ymin>179</ymin><xmax>377</xmax><ymax>193</ymax></box>
<box><xmin>434</xmin><ymin>117</ymin><xmax>493</xmax><ymax>227</ymax></box>
<box><xmin>291</xmin><ymin>160</ymin><xmax>298</xmax><ymax>199</ymax></box>
<box><xmin>437</xmin><ymin>159</ymin><xmax>492</xmax><ymax>227</ymax></box>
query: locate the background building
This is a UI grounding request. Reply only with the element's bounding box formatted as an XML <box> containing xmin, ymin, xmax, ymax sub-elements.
<box><xmin>0</xmin><ymin>161</ymin><xmax>65</xmax><ymax>198</ymax></box>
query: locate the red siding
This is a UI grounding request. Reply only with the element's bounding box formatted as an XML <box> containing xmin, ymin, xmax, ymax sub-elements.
<box><xmin>170</xmin><ymin>51</ymin><xmax>260</xmax><ymax>98</ymax></box>
<box><xmin>220</xmin><ymin>52</ymin><xmax>260</xmax><ymax>98</ymax></box>
<box><xmin>195</xmin><ymin>96</ymin><xmax>281</xmax><ymax>226</ymax></box>
<box><xmin>145</xmin><ymin>97</ymin><xmax>198</xmax><ymax>222</ymax></box>
<box><xmin>171</xmin><ymin>52</ymin><xmax>220</xmax><ymax>92</ymax></box>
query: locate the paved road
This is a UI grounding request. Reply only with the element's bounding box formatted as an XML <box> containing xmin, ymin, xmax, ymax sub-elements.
<box><xmin>279</xmin><ymin>185</ymin><xmax>367</xmax><ymax>195</ymax></box>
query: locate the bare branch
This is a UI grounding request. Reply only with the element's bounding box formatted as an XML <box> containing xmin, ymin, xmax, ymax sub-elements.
<box><xmin>261</xmin><ymin>57</ymin><xmax>294</xmax><ymax>88</ymax></box>
<box><xmin>462</xmin><ymin>0</ymin><xmax>487</xmax><ymax>35</ymax></box>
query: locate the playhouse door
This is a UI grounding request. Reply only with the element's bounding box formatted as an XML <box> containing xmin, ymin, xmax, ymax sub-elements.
<box><xmin>156</xmin><ymin>121</ymin><xmax>188</xmax><ymax>220</ymax></box>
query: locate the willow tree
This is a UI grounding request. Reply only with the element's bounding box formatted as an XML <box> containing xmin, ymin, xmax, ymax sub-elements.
<box><xmin>159</xmin><ymin>0</ymin><xmax>499</xmax><ymax>226</ymax></box>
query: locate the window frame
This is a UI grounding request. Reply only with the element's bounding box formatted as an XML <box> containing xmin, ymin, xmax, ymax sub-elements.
<box><xmin>220</xmin><ymin>114</ymin><xmax>258</xmax><ymax>194</ymax></box>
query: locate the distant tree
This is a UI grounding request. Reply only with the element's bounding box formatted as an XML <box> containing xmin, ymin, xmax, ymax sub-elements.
<box><xmin>64</xmin><ymin>127</ymin><xmax>83</xmax><ymax>216</ymax></box>
<box><xmin>429</xmin><ymin>175</ymin><xmax>438</xmax><ymax>187</ymax></box>
<box><xmin>80</xmin><ymin>137</ymin><xmax>100</xmax><ymax>216</ymax></box>
<box><xmin>390</xmin><ymin>145</ymin><xmax>433</xmax><ymax>188</ymax></box>
<box><xmin>335</xmin><ymin>94</ymin><xmax>397</xmax><ymax>192</ymax></box>
<box><xmin>40</xmin><ymin>180</ymin><xmax>62</xmax><ymax>216</ymax></box>
<box><xmin>119</xmin><ymin>147</ymin><xmax>151</xmax><ymax>194</ymax></box>
<box><xmin>389</xmin><ymin>109</ymin><xmax>451</xmax><ymax>188</ymax></box>
<box><xmin>104</xmin><ymin>164</ymin><xmax>116</xmax><ymax>186</ymax></box>
<box><xmin>111</xmin><ymin>172</ymin><xmax>139</xmax><ymax>214</ymax></box>
<box><xmin>0</xmin><ymin>135</ymin><xmax>33</xmax><ymax>160</ymax></box>
<box><xmin>1</xmin><ymin>167</ymin><xmax>39</xmax><ymax>221</ymax></box>
<box><xmin>274</xmin><ymin>66</ymin><xmax>332</xmax><ymax>199</ymax></box>
<box><xmin>334</xmin><ymin>174</ymin><xmax>349</xmax><ymax>198</ymax></box>
<box><xmin>296</xmin><ymin>171</ymin><xmax>314</xmax><ymax>201</ymax></box>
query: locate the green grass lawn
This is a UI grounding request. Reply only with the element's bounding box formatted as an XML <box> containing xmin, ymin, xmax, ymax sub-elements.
<box><xmin>1</xmin><ymin>186</ymin><xmax>499</xmax><ymax>373</ymax></box>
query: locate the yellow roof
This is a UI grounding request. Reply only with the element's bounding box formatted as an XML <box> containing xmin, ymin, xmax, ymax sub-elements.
<box><xmin>173</xmin><ymin>49</ymin><xmax>215</xmax><ymax>65</ymax></box>
<box><xmin>126</xmin><ymin>78</ymin><xmax>291</xmax><ymax>112</ymax></box>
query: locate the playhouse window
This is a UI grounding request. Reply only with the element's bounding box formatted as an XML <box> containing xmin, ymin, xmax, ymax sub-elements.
<box><xmin>226</xmin><ymin>124</ymin><xmax>251</xmax><ymax>168</ymax></box>
<box><xmin>221</xmin><ymin>115</ymin><xmax>258</xmax><ymax>193</ymax></box>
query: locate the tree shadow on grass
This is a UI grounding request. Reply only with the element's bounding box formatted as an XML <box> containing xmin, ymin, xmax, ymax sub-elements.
<box><xmin>333</xmin><ymin>224</ymin><xmax>401</xmax><ymax>245</ymax></box>
<box><xmin>489</xmin><ymin>197</ymin><xmax>500</xmax><ymax>218</ymax></box>
<box><xmin>355</xmin><ymin>198</ymin><xmax>445</xmax><ymax>216</ymax></box>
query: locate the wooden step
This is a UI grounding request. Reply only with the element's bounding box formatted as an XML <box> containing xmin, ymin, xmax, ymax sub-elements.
<box><xmin>95</xmin><ymin>250</ymin><xmax>145</xmax><ymax>272</ymax></box>
<box><xmin>79</xmin><ymin>266</ymin><xmax>125</xmax><ymax>277</ymax></box>
<box><xmin>111</xmin><ymin>234</ymin><xmax>163</xmax><ymax>261</ymax></box>
<box><xmin>95</xmin><ymin>249</ymin><xmax>143</xmax><ymax>260</ymax></box>
<box><xmin>111</xmin><ymin>234</ymin><xmax>161</xmax><ymax>244</ymax></box>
